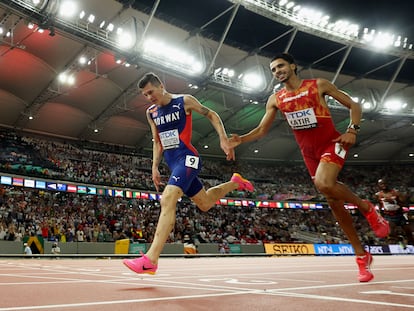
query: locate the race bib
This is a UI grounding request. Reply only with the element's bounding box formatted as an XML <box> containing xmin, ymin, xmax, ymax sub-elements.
<box><xmin>285</xmin><ymin>107</ymin><xmax>317</xmax><ymax>130</ymax></box>
<box><xmin>159</xmin><ymin>129</ymin><xmax>179</xmax><ymax>149</ymax></box>
<box><xmin>335</xmin><ymin>143</ymin><xmax>347</xmax><ymax>159</ymax></box>
<box><xmin>382</xmin><ymin>201</ymin><xmax>399</xmax><ymax>211</ymax></box>
<box><xmin>185</xmin><ymin>155</ymin><xmax>199</xmax><ymax>169</ymax></box>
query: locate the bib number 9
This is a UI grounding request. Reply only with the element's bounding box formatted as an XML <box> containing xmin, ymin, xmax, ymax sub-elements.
<box><xmin>185</xmin><ymin>155</ymin><xmax>200</xmax><ymax>169</ymax></box>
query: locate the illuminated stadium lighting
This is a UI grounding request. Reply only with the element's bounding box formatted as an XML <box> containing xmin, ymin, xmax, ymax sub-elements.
<box><xmin>78</xmin><ymin>56</ymin><xmax>88</xmax><ymax>65</ymax></box>
<box><xmin>3</xmin><ymin>0</ymin><xmax>140</xmax><ymax>56</ymax></box>
<box><xmin>213</xmin><ymin>67</ymin><xmax>236</xmax><ymax>87</ymax></box>
<box><xmin>115</xmin><ymin>27</ymin><xmax>135</xmax><ymax>49</ymax></box>
<box><xmin>241</xmin><ymin>72</ymin><xmax>264</xmax><ymax>91</ymax></box>
<box><xmin>212</xmin><ymin>65</ymin><xmax>267</xmax><ymax>94</ymax></box>
<box><xmin>394</xmin><ymin>36</ymin><xmax>401</xmax><ymax>47</ymax></box>
<box><xmin>286</xmin><ymin>2</ymin><xmax>295</xmax><ymax>9</ymax></box>
<box><xmin>4</xmin><ymin>0</ymin><xmax>411</xmax><ymax>105</ymax></box>
<box><xmin>371</xmin><ymin>32</ymin><xmax>394</xmax><ymax>49</ymax></box>
<box><xmin>239</xmin><ymin>66</ymin><xmax>267</xmax><ymax>93</ymax></box>
<box><xmin>362</xmin><ymin>100</ymin><xmax>373</xmax><ymax>111</ymax></box>
<box><xmin>142</xmin><ymin>37</ymin><xmax>204</xmax><ymax>76</ymax></box>
<box><xmin>87</xmin><ymin>14</ymin><xmax>95</xmax><ymax>24</ymax></box>
<box><xmin>58</xmin><ymin>1</ymin><xmax>77</xmax><ymax>19</ymax></box>
<box><xmin>106</xmin><ymin>23</ymin><xmax>114</xmax><ymax>32</ymax></box>
<box><xmin>361</xmin><ymin>30</ymin><xmax>409</xmax><ymax>50</ymax></box>
<box><xmin>384</xmin><ymin>99</ymin><xmax>405</xmax><ymax>111</ymax></box>
<box><xmin>222</xmin><ymin>68</ymin><xmax>235</xmax><ymax>77</ymax></box>
<box><xmin>233</xmin><ymin>0</ymin><xmax>412</xmax><ymax>53</ymax></box>
<box><xmin>58</xmin><ymin>72</ymin><xmax>75</xmax><ymax>85</ymax></box>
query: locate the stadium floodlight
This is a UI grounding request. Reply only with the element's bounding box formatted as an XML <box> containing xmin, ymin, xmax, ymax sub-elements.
<box><xmin>241</xmin><ymin>73</ymin><xmax>262</xmax><ymax>89</ymax></box>
<box><xmin>384</xmin><ymin>99</ymin><xmax>405</xmax><ymax>111</ymax></box>
<box><xmin>239</xmin><ymin>66</ymin><xmax>267</xmax><ymax>93</ymax></box>
<box><xmin>222</xmin><ymin>68</ymin><xmax>235</xmax><ymax>77</ymax></box>
<box><xmin>58</xmin><ymin>71</ymin><xmax>75</xmax><ymax>85</ymax></box>
<box><xmin>286</xmin><ymin>2</ymin><xmax>295</xmax><ymax>9</ymax></box>
<box><xmin>232</xmin><ymin>0</ymin><xmax>411</xmax><ymax>54</ymax></box>
<box><xmin>116</xmin><ymin>31</ymin><xmax>134</xmax><ymax>49</ymax></box>
<box><xmin>106</xmin><ymin>23</ymin><xmax>114</xmax><ymax>32</ymax></box>
<box><xmin>78</xmin><ymin>56</ymin><xmax>87</xmax><ymax>65</ymax></box>
<box><xmin>371</xmin><ymin>32</ymin><xmax>395</xmax><ymax>49</ymax></box>
<box><xmin>361</xmin><ymin>99</ymin><xmax>374</xmax><ymax>111</ymax></box>
<box><xmin>87</xmin><ymin>14</ymin><xmax>95</xmax><ymax>24</ymax></box>
<box><xmin>141</xmin><ymin>37</ymin><xmax>205</xmax><ymax>76</ymax></box>
<box><xmin>58</xmin><ymin>1</ymin><xmax>78</xmax><ymax>19</ymax></box>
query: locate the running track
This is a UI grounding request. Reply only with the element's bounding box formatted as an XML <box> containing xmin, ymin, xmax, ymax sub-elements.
<box><xmin>0</xmin><ymin>255</ymin><xmax>413</xmax><ymax>310</ymax></box>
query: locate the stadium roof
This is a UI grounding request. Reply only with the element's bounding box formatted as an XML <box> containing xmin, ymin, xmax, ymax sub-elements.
<box><xmin>0</xmin><ymin>0</ymin><xmax>413</xmax><ymax>164</ymax></box>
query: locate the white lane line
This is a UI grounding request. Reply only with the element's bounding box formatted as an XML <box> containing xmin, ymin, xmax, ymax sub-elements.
<box><xmin>0</xmin><ymin>290</ymin><xmax>260</xmax><ymax>311</ymax></box>
<box><xmin>361</xmin><ymin>290</ymin><xmax>414</xmax><ymax>298</ymax></box>
<box><xmin>265</xmin><ymin>279</ymin><xmax>414</xmax><ymax>292</ymax></box>
<box><xmin>263</xmin><ymin>291</ymin><xmax>414</xmax><ymax>309</ymax></box>
<box><xmin>1</xmin><ymin>287</ymin><xmax>413</xmax><ymax>310</ymax></box>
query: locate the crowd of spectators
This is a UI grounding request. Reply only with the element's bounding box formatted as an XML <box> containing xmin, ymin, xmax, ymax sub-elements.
<box><xmin>0</xmin><ymin>186</ymin><xmax>383</xmax><ymax>247</ymax></box>
<box><xmin>0</xmin><ymin>128</ymin><xmax>413</xmax><ymax>248</ymax></box>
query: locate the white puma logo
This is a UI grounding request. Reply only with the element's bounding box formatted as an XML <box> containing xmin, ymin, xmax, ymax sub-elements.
<box><xmin>172</xmin><ymin>103</ymin><xmax>181</xmax><ymax>110</ymax></box>
<box><xmin>172</xmin><ymin>176</ymin><xmax>180</xmax><ymax>182</ymax></box>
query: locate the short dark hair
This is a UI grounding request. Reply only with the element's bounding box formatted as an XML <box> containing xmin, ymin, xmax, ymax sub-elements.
<box><xmin>271</xmin><ymin>53</ymin><xmax>297</xmax><ymax>74</ymax></box>
<box><xmin>138</xmin><ymin>72</ymin><xmax>162</xmax><ymax>89</ymax></box>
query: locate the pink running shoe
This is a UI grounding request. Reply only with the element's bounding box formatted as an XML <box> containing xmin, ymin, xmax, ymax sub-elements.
<box><xmin>123</xmin><ymin>253</ymin><xmax>158</xmax><ymax>275</ymax></box>
<box><xmin>231</xmin><ymin>173</ymin><xmax>254</xmax><ymax>192</ymax></box>
<box><xmin>356</xmin><ymin>251</ymin><xmax>374</xmax><ymax>282</ymax></box>
<box><xmin>363</xmin><ymin>200</ymin><xmax>390</xmax><ymax>238</ymax></box>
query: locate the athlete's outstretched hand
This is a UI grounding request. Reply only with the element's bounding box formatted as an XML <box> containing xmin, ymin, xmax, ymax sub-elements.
<box><xmin>220</xmin><ymin>137</ymin><xmax>236</xmax><ymax>161</ymax></box>
<box><xmin>228</xmin><ymin>134</ymin><xmax>242</xmax><ymax>148</ymax></box>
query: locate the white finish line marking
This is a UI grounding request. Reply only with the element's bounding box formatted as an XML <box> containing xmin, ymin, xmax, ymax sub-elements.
<box><xmin>361</xmin><ymin>290</ymin><xmax>414</xmax><ymax>298</ymax></box>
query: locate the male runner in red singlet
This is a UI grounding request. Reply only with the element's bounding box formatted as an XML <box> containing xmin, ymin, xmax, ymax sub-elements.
<box><xmin>123</xmin><ymin>72</ymin><xmax>253</xmax><ymax>275</ymax></box>
<box><xmin>375</xmin><ymin>178</ymin><xmax>413</xmax><ymax>245</ymax></box>
<box><xmin>229</xmin><ymin>53</ymin><xmax>389</xmax><ymax>282</ymax></box>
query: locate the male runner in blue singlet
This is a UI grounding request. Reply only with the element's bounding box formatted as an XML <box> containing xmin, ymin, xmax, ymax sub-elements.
<box><xmin>123</xmin><ymin>72</ymin><xmax>253</xmax><ymax>274</ymax></box>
